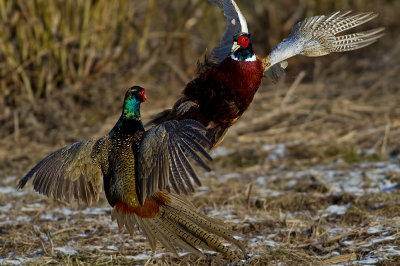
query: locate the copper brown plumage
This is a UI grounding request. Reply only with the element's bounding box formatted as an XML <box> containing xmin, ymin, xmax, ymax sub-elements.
<box><xmin>147</xmin><ymin>0</ymin><xmax>384</xmax><ymax>148</ymax></box>
<box><xmin>18</xmin><ymin>86</ymin><xmax>245</xmax><ymax>263</ymax></box>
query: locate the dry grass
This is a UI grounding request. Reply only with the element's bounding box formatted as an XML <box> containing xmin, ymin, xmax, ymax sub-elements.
<box><xmin>1</xmin><ymin>0</ymin><xmax>400</xmax><ymax>265</ymax></box>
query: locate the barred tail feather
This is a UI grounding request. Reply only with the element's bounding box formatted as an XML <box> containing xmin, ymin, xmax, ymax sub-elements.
<box><xmin>111</xmin><ymin>193</ymin><xmax>245</xmax><ymax>263</ymax></box>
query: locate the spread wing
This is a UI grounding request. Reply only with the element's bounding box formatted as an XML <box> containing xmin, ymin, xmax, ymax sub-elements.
<box><xmin>137</xmin><ymin>119</ymin><xmax>212</xmax><ymax>205</ymax></box>
<box><xmin>263</xmin><ymin>11</ymin><xmax>384</xmax><ymax>82</ymax></box>
<box><xmin>208</xmin><ymin>0</ymin><xmax>248</xmax><ymax>64</ymax></box>
<box><xmin>17</xmin><ymin>136</ymin><xmax>111</xmax><ymax>206</ymax></box>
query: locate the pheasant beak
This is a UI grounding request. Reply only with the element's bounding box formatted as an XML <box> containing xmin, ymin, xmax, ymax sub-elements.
<box><xmin>231</xmin><ymin>42</ymin><xmax>240</xmax><ymax>53</ymax></box>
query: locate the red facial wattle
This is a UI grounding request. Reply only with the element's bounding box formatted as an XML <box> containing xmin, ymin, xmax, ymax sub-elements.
<box><xmin>238</xmin><ymin>36</ymin><xmax>249</xmax><ymax>48</ymax></box>
<box><xmin>139</xmin><ymin>89</ymin><xmax>146</xmax><ymax>102</ymax></box>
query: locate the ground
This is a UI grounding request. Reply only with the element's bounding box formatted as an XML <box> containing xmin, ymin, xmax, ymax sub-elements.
<box><xmin>1</xmin><ymin>1</ymin><xmax>400</xmax><ymax>265</ymax></box>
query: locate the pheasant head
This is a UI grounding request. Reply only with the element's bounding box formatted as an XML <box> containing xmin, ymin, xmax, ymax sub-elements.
<box><xmin>110</xmin><ymin>86</ymin><xmax>146</xmax><ymax>135</ymax></box>
<box><xmin>230</xmin><ymin>33</ymin><xmax>256</xmax><ymax>62</ymax></box>
<box><xmin>121</xmin><ymin>86</ymin><xmax>146</xmax><ymax>121</ymax></box>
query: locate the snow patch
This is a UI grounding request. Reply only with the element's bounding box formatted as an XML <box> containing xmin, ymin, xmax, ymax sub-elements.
<box><xmin>0</xmin><ymin>258</ymin><xmax>29</xmax><ymax>265</ymax></box>
<box><xmin>0</xmin><ymin>186</ymin><xmax>29</xmax><ymax>195</ymax></box>
<box><xmin>0</xmin><ymin>203</ymin><xmax>13</xmax><ymax>211</ymax></box>
<box><xmin>263</xmin><ymin>143</ymin><xmax>286</xmax><ymax>162</ymax></box>
<box><xmin>211</xmin><ymin>147</ymin><xmax>230</xmax><ymax>158</ymax></box>
<box><xmin>82</xmin><ymin>207</ymin><xmax>109</xmax><ymax>215</ymax></box>
<box><xmin>54</xmin><ymin>246</ymin><xmax>78</xmax><ymax>256</ymax></box>
<box><xmin>323</xmin><ymin>203</ymin><xmax>350</xmax><ymax>216</ymax></box>
<box><xmin>360</xmin><ymin>234</ymin><xmax>397</xmax><ymax>247</ymax></box>
<box><xmin>1</xmin><ymin>175</ymin><xmax>18</xmax><ymax>185</ymax></box>
<box><xmin>106</xmin><ymin>245</ymin><xmax>119</xmax><ymax>251</ymax></box>
<box><xmin>367</xmin><ymin>225</ymin><xmax>383</xmax><ymax>234</ymax></box>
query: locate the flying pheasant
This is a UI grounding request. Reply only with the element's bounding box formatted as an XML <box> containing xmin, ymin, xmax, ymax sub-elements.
<box><xmin>148</xmin><ymin>0</ymin><xmax>384</xmax><ymax>148</ymax></box>
<box><xmin>18</xmin><ymin>86</ymin><xmax>245</xmax><ymax>262</ymax></box>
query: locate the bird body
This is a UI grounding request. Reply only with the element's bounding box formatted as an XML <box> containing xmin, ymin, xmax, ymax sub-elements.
<box><xmin>184</xmin><ymin>56</ymin><xmax>264</xmax><ymax>126</ymax></box>
<box><xmin>150</xmin><ymin>34</ymin><xmax>265</xmax><ymax>146</ymax></box>
<box><xmin>18</xmin><ymin>86</ymin><xmax>244</xmax><ymax>262</ymax></box>
<box><xmin>148</xmin><ymin>0</ymin><xmax>384</xmax><ymax>148</ymax></box>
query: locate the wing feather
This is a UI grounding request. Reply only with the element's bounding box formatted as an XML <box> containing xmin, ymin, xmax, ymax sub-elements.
<box><xmin>175</xmin><ymin>143</ymin><xmax>201</xmax><ymax>187</ymax></box>
<box><xmin>180</xmin><ymin>132</ymin><xmax>212</xmax><ymax>162</ymax></box>
<box><xmin>180</xmin><ymin>137</ymin><xmax>211</xmax><ymax>171</ymax></box>
<box><xmin>209</xmin><ymin>0</ymin><xmax>248</xmax><ymax>64</ymax></box>
<box><xmin>137</xmin><ymin>120</ymin><xmax>212</xmax><ymax>205</ymax></box>
<box><xmin>170</xmin><ymin>144</ymin><xmax>195</xmax><ymax>192</ymax></box>
<box><xmin>167</xmin><ymin>145</ymin><xmax>188</xmax><ymax>194</ymax></box>
<box><xmin>263</xmin><ymin>11</ymin><xmax>384</xmax><ymax>82</ymax></box>
<box><xmin>17</xmin><ymin>136</ymin><xmax>110</xmax><ymax>205</ymax></box>
<box><xmin>168</xmin><ymin>168</ymin><xmax>180</xmax><ymax>196</ymax></box>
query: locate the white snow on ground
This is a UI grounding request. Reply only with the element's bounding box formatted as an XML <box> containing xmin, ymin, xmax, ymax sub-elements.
<box><xmin>0</xmin><ymin>186</ymin><xmax>29</xmax><ymax>195</ymax></box>
<box><xmin>0</xmin><ymin>258</ymin><xmax>30</xmax><ymax>265</ymax></box>
<box><xmin>216</xmin><ymin>172</ymin><xmax>243</xmax><ymax>182</ymax></box>
<box><xmin>1</xmin><ymin>175</ymin><xmax>18</xmax><ymax>184</ymax></box>
<box><xmin>82</xmin><ymin>207</ymin><xmax>109</xmax><ymax>215</ymax></box>
<box><xmin>360</xmin><ymin>235</ymin><xmax>398</xmax><ymax>247</ymax></box>
<box><xmin>106</xmin><ymin>245</ymin><xmax>119</xmax><ymax>251</ymax></box>
<box><xmin>263</xmin><ymin>160</ymin><xmax>400</xmax><ymax>196</ymax></box>
<box><xmin>211</xmin><ymin>146</ymin><xmax>231</xmax><ymax>158</ymax></box>
<box><xmin>349</xmin><ymin>244</ymin><xmax>400</xmax><ymax>265</ymax></box>
<box><xmin>323</xmin><ymin>203</ymin><xmax>351</xmax><ymax>217</ymax></box>
<box><xmin>262</xmin><ymin>143</ymin><xmax>286</xmax><ymax>162</ymax></box>
<box><xmin>54</xmin><ymin>246</ymin><xmax>78</xmax><ymax>256</ymax></box>
<box><xmin>367</xmin><ymin>225</ymin><xmax>383</xmax><ymax>234</ymax></box>
<box><xmin>249</xmin><ymin>236</ymin><xmax>277</xmax><ymax>248</ymax></box>
<box><xmin>118</xmin><ymin>251</ymin><xmax>191</xmax><ymax>262</ymax></box>
<box><xmin>21</xmin><ymin>202</ymin><xmax>46</xmax><ymax>211</ymax></box>
<box><xmin>0</xmin><ymin>203</ymin><xmax>12</xmax><ymax>211</ymax></box>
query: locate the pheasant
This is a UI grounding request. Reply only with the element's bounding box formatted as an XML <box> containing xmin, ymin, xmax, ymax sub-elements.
<box><xmin>18</xmin><ymin>86</ymin><xmax>245</xmax><ymax>263</ymax></box>
<box><xmin>148</xmin><ymin>0</ymin><xmax>384</xmax><ymax>148</ymax></box>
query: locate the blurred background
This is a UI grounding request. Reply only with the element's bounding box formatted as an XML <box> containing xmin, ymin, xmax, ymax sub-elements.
<box><xmin>0</xmin><ymin>1</ymin><xmax>399</xmax><ymax>264</ymax></box>
<box><xmin>0</xmin><ymin>0</ymin><xmax>398</xmax><ymax>174</ymax></box>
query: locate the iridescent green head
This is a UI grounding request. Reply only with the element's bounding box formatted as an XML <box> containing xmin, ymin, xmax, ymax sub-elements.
<box><xmin>121</xmin><ymin>86</ymin><xmax>146</xmax><ymax>120</ymax></box>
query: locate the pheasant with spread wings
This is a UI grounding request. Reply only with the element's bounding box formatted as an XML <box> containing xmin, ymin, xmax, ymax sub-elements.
<box><xmin>18</xmin><ymin>86</ymin><xmax>245</xmax><ymax>263</ymax></box>
<box><xmin>148</xmin><ymin>0</ymin><xmax>384</xmax><ymax>148</ymax></box>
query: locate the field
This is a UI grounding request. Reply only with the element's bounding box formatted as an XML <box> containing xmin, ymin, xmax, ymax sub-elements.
<box><xmin>0</xmin><ymin>0</ymin><xmax>399</xmax><ymax>265</ymax></box>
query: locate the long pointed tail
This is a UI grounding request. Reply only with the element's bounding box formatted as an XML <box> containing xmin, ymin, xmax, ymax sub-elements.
<box><xmin>111</xmin><ymin>192</ymin><xmax>245</xmax><ymax>263</ymax></box>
